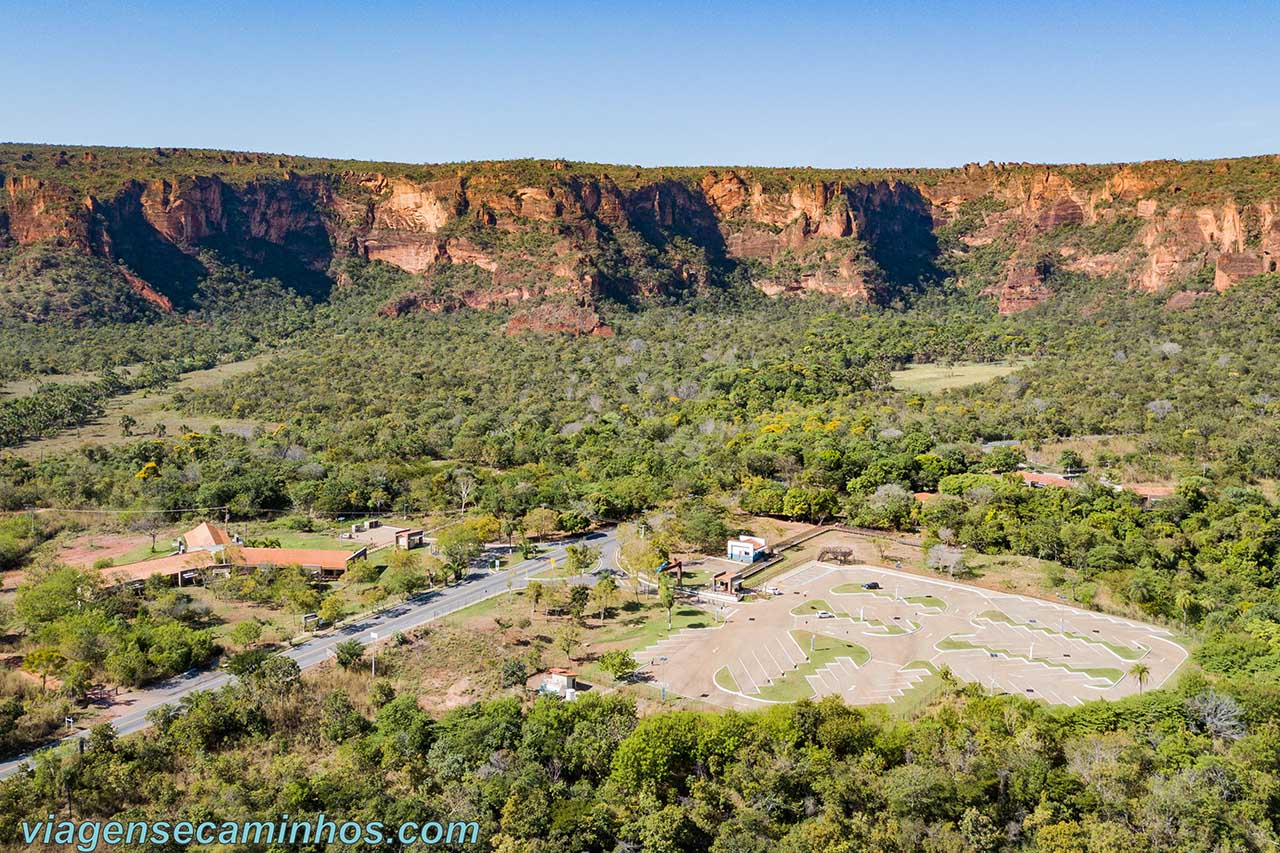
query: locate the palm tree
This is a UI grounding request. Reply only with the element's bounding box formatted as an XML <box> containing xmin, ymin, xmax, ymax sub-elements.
<box><xmin>1129</xmin><ymin>662</ymin><xmax>1151</xmax><ymax>694</ymax></box>
<box><xmin>1128</xmin><ymin>576</ymin><xmax>1153</xmax><ymax>604</ymax></box>
<box><xmin>1174</xmin><ymin>589</ymin><xmax>1196</xmax><ymax>625</ymax></box>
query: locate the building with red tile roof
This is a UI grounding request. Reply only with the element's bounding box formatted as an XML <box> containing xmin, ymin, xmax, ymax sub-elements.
<box><xmin>105</xmin><ymin>523</ymin><xmax>365</xmax><ymax>586</ymax></box>
<box><xmin>183</xmin><ymin>521</ymin><xmax>233</xmax><ymax>550</ymax></box>
<box><xmin>1018</xmin><ymin>470</ymin><xmax>1076</xmax><ymax>489</ymax></box>
<box><xmin>1128</xmin><ymin>484</ymin><xmax>1176</xmax><ymax>502</ymax></box>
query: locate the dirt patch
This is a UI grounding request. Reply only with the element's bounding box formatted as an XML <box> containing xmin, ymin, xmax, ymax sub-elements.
<box><xmin>426</xmin><ymin>676</ymin><xmax>477</xmax><ymax>712</ymax></box>
<box><xmin>737</xmin><ymin>515</ymin><xmax>812</xmax><ymax>543</ymax></box>
<box><xmin>58</xmin><ymin>532</ymin><xmax>152</xmax><ymax>568</ymax></box>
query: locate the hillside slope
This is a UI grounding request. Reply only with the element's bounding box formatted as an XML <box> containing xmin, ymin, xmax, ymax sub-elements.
<box><xmin>2</xmin><ymin>144</ymin><xmax>1278</xmax><ymax>324</ymax></box>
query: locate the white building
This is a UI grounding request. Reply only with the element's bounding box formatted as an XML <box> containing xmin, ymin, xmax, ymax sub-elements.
<box><xmin>727</xmin><ymin>535</ymin><xmax>767</xmax><ymax>563</ymax></box>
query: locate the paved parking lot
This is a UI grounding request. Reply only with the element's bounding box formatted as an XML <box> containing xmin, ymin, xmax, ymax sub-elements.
<box><xmin>636</xmin><ymin>561</ymin><xmax>1187</xmax><ymax>709</ymax></box>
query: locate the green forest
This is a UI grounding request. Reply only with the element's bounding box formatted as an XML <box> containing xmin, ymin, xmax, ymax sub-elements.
<box><xmin>4</xmin><ymin>666</ymin><xmax>1279</xmax><ymax>852</ymax></box>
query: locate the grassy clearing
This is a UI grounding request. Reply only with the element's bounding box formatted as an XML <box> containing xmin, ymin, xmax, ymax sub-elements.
<box><xmin>889</xmin><ymin>360</ymin><xmax>1030</xmax><ymax>394</ymax></box>
<box><xmin>714</xmin><ymin>666</ymin><xmax>740</xmax><ymax>693</ymax></box>
<box><xmin>906</xmin><ymin>594</ymin><xmax>947</xmax><ymax>610</ymax></box>
<box><xmin>109</xmin><ymin>538</ymin><xmax>176</xmax><ymax>566</ymax></box>
<box><xmin>978</xmin><ymin>609</ymin><xmax>1147</xmax><ymax>660</ymax></box>
<box><xmin>607</xmin><ymin>603</ymin><xmax>719</xmax><ymax>651</ymax></box>
<box><xmin>748</xmin><ymin>630</ymin><xmax>870</xmax><ymax>702</ymax></box>
<box><xmin>959</xmin><ymin>551</ymin><xmax>1100</xmax><ymax>602</ymax></box>
<box><xmin>665</xmin><ymin>566</ymin><xmax>712</xmax><ymax>590</ymax></box>
<box><xmin>243</xmin><ymin>529</ymin><xmax>352</xmax><ymax>550</ymax></box>
<box><xmin>10</xmin><ymin>354</ymin><xmax>277</xmax><ymax>460</ymax></box>
<box><xmin>434</xmin><ymin>585</ymin><xmax>723</xmax><ymax>692</ymax></box>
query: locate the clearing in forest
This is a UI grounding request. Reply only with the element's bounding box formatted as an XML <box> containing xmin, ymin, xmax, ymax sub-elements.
<box><xmin>889</xmin><ymin>360</ymin><xmax>1030</xmax><ymax>393</ymax></box>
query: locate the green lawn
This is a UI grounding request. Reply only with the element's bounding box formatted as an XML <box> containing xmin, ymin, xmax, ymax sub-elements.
<box><xmin>609</xmin><ymin>603</ymin><xmax>718</xmax><ymax>651</ymax></box>
<box><xmin>890</xmin><ymin>661</ymin><xmax>947</xmax><ymax>717</ymax></box>
<box><xmin>752</xmin><ymin>630</ymin><xmax>870</xmax><ymax>702</ymax></box>
<box><xmin>112</xmin><ymin>539</ymin><xmax>176</xmax><ymax>565</ymax></box>
<box><xmin>664</xmin><ymin>566</ymin><xmax>711</xmax><ymax>590</ymax></box>
<box><xmin>790</xmin><ymin>599</ymin><xmax>847</xmax><ymax>617</ymax></box>
<box><xmin>714</xmin><ymin>666</ymin><xmax>740</xmax><ymax>693</ymax></box>
<box><xmin>799</xmin><ymin>596</ymin><xmax>913</xmax><ymax>634</ymax></box>
<box><xmin>831</xmin><ymin>583</ymin><xmax>897</xmax><ymax>599</ymax></box>
<box><xmin>247</xmin><ymin>529</ymin><xmax>352</xmax><ymax>550</ymax></box>
<box><xmin>831</xmin><ymin>584</ymin><xmax>946</xmax><ymax>613</ymax></box>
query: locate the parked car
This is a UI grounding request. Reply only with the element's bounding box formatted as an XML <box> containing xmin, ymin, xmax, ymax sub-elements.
<box><xmin>862</xmin><ymin>581</ymin><xmax>881</xmax><ymax>590</ymax></box>
<box><xmin>816</xmin><ymin>610</ymin><xmax>835</xmax><ymax>619</ymax></box>
<box><xmin>765</xmin><ymin>586</ymin><xmax>782</xmax><ymax>596</ymax></box>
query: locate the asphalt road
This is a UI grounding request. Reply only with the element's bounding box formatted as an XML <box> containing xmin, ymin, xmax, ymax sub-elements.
<box><xmin>0</xmin><ymin>527</ymin><xmax>618</xmax><ymax>780</ymax></box>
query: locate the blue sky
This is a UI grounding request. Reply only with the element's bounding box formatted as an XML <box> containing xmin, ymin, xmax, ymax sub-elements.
<box><xmin>3</xmin><ymin>0</ymin><xmax>1276</xmax><ymax>167</ymax></box>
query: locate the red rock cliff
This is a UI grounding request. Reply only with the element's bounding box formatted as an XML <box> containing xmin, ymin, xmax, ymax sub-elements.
<box><xmin>2</xmin><ymin>146</ymin><xmax>1279</xmax><ymax>320</ymax></box>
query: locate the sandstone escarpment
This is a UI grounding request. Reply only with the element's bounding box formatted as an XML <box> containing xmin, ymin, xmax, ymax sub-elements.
<box><xmin>2</xmin><ymin>144</ymin><xmax>1280</xmax><ymax>323</ymax></box>
<box><xmin>921</xmin><ymin>163</ymin><xmax>1280</xmax><ymax>313</ymax></box>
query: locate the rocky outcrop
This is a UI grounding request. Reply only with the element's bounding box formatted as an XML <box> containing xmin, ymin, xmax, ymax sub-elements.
<box><xmin>119</xmin><ymin>267</ymin><xmax>173</xmax><ymax>312</ymax></box>
<box><xmin>1215</xmin><ymin>252</ymin><xmax>1267</xmax><ymax>291</ymax></box>
<box><xmin>502</xmin><ymin>302</ymin><xmax>614</xmax><ymax>337</ymax></box>
<box><xmin>920</xmin><ymin>165</ymin><xmax>1280</xmax><ymax>313</ymax></box>
<box><xmin>3</xmin><ymin>176</ymin><xmax>93</xmax><ymax>246</ymax></box>
<box><xmin>3</xmin><ymin>145</ymin><xmax>1280</xmax><ymax>323</ymax></box>
<box><xmin>994</xmin><ymin>257</ymin><xmax>1055</xmax><ymax>315</ymax></box>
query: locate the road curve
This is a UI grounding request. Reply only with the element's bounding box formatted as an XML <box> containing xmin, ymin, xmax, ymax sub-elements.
<box><xmin>0</xmin><ymin>528</ymin><xmax>618</xmax><ymax>780</ymax></box>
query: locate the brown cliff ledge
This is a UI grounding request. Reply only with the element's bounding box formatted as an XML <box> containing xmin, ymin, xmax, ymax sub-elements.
<box><xmin>2</xmin><ymin>144</ymin><xmax>1279</xmax><ymax>323</ymax></box>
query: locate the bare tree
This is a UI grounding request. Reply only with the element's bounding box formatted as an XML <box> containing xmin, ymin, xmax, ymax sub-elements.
<box><xmin>130</xmin><ymin>514</ymin><xmax>168</xmax><ymax>553</ymax></box>
<box><xmin>1186</xmin><ymin>691</ymin><xmax>1246</xmax><ymax>742</ymax></box>
<box><xmin>452</xmin><ymin>470</ymin><xmax>477</xmax><ymax>513</ymax></box>
<box><xmin>927</xmin><ymin>544</ymin><xmax>966</xmax><ymax>578</ymax></box>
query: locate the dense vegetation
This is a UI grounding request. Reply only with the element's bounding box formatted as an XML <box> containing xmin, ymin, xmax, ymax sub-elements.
<box><xmin>3</xmin><ymin>662</ymin><xmax>1279</xmax><ymax>852</ymax></box>
<box><xmin>8</xmin><ymin>264</ymin><xmax>1280</xmax><ymax>669</ymax></box>
<box><xmin>0</xmin><ymin>249</ymin><xmax>313</xmax><ymax>384</ymax></box>
<box><xmin>6</xmin><ymin>142</ymin><xmax>1279</xmax><ymax>202</ymax></box>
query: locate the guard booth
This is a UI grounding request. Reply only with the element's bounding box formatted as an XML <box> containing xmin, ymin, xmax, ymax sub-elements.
<box><xmin>396</xmin><ymin>529</ymin><xmax>426</xmax><ymax>549</ymax></box>
<box><xmin>712</xmin><ymin>570</ymin><xmax>743</xmax><ymax>594</ymax></box>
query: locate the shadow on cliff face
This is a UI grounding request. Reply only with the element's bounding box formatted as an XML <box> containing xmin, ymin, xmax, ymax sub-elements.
<box><xmin>852</xmin><ymin>182</ymin><xmax>941</xmax><ymax>297</ymax></box>
<box><xmin>216</xmin><ymin>180</ymin><xmax>335</xmax><ymax>301</ymax></box>
<box><xmin>202</xmin><ymin>234</ymin><xmax>334</xmax><ymax>302</ymax></box>
<box><xmin>94</xmin><ymin>187</ymin><xmax>209</xmax><ymax>309</ymax></box>
<box><xmin>612</xmin><ymin>180</ymin><xmax>731</xmax><ymax>298</ymax></box>
<box><xmin>95</xmin><ymin>180</ymin><xmax>335</xmax><ymax>307</ymax></box>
